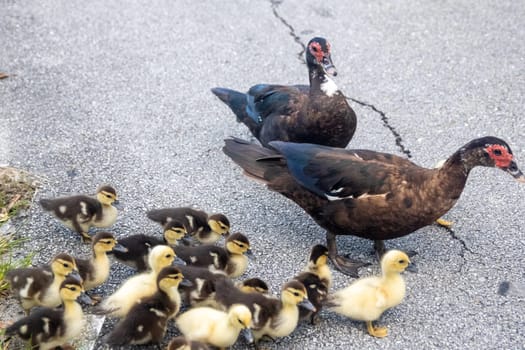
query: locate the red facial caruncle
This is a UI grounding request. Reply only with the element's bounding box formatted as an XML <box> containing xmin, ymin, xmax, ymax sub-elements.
<box><xmin>309</xmin><ymin>41</ymin><xmax>325</xmax><ymax>63</ymax></box>
<box><xmin>486</xmin><ymin>144</ymin><xmax>513</xmax><ymax>168</ymax></box>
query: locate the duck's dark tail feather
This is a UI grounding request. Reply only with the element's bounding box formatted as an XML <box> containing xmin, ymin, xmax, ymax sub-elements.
<box><xmin>39</xmin><ymin>198</ymin><xmax>54</xmax><ymax>210</ymax></box>
<box><xmin>222</xmin><ymin>137</ymin><xmax>286</xmax><ymax>184</ymax></box>
<box><xmin>211</xmin><ymin>87</ymin><xmax>248</xmax><ymax>123</ymax></box>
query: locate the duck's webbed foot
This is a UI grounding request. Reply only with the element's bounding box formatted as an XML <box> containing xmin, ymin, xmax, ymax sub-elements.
<box><xmin>326</xmin><ymin>231</ymin><xmax>369</xmax><ymax>277</ymax></box>
<box><xmin>366</xmin><ymin>321</ymin><xmax>388</xmax><ymax>338</ymax></box>
<box><xmin>435</xmin><ymin>217</ymin><xmax>453</xmax><ymax>228</ymax></box>
<box><xmin>80</xmin><ymin>231</ymin><xmax>92</xmax><ymax>243</ymax></box>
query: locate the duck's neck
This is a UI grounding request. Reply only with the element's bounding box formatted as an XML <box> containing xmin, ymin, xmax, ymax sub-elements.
<box><xmin>437</xmin><ymin>149</ymin><xmax>472</xmax><ymax>197</ymax></box>
<box><xmin>309</xmin><ymin>66</ymin><xmax>338</xmax><ymax>97</ymax></box>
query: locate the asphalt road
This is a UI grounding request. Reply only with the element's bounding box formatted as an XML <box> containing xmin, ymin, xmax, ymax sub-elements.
<box><xmin>1</xmin><ymin>0</ymin><xmax>525</xmax><ymax>349</ymax></box>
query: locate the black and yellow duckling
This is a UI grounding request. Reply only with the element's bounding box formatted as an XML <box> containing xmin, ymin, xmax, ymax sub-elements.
<box><xmin>75</xmin><ymin>231</ymin><xmax>127</xmax><ymax>299</ymax></box>
<box><xmin>112</xmin><ymin>222</ymin><xmax>187</xmax><ymax>272</ymax></box>
<box><xmin>39</xmin><ymin>185</ymin><xmax>118</xmax><ymax>242</ymax></box>
<box><xmin>176</xmin><ymin>265</ymin><xmax>228</xmax><ymax>307</ymax></box>
<box><xmin>98</xmin><ymin>245</ymin><xmax>183</xmax><ymax>318</ymax></box>
<box><xmin>6</xmin><ymin>253</ymin><xmax>80</xmax><ymax>314</ymax></box>
<box><xmin>223</xmin><ymin>136</ymin><xmax>525</xmax><ymax>276</ymax></box>
<box><xmin>236</xmin><ymin>277</ymin><xmax>270</xmax><ymax>295</ymax></box>
<box><xmin>105</xmin><ymin>266</ymin><xmax>190</xmax><ymax>347</ymax></box>
<box><xmin>213</xmin><ymin>278</ymin><xmax>315</xmax><ymax>345</ymax></box>
<box><xmin>175</xmin><ymin>303</ymin><xmax>254</xmax><ymax>349</ymax></box>
<box><xmin>294</xmin><ymin>245</ymin><xmax>332</xmax><ymax>324</ymax></box>
<box><xmin>4</xmin><ymin>275</ymin><xmax>91</xmax><ymax>350</ymax></box>
<box><xmin>147</xmin><ymin>207</ymin><xmax>230</xmax><ymax>244</ymax></box>
<box><xmin>167</xmin><ymin>336</ymin><xmax>210</xmax><ymax>350</ymax></box>
<box><xmin>174</xmin><ymin>232</ymin><xmax>253</xmax><ymax>278</ymax></box>
<box><xmin>326</xmin><ymin>250</ymin><xmax>410</xmax><ymax>338</ymax></box>
<box><xmin>211</xmin><ymin>37</ymin><xmax>356</xmax><ymax>149</ymax></box>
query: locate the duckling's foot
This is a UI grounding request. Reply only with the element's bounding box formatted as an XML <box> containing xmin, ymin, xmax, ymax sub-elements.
<box><xmin>331</xmin><ymin>255</ymin><xmax>369</xmax><ymax>277</ymax></box>
<box><xmin>58</xmin><ymin>343</ymin><xmax>76</xmax><ymax>350</ymax></box>
<box><xmin>310</xmin><ymin>313</ymin><xmax>321</xmax><ymax>325</ymax></box>
<box><xmin>80</xmin><ymin>232</ymin><xmax>92</xmax><ymax>243</ymax></box>
<box><xmin>366</xmin><ymin>321</ymin><xmax>388</xmax><ymax>338</ymax></box>
<box><xmin>435</xmin><ymin>218</ymin><xmax>453</xmax><ymax>228</ymax></box>
<box><xmin>88</xmin><ymin>294</ymin><xmax>102</xmax><ymax>305</ymax></box>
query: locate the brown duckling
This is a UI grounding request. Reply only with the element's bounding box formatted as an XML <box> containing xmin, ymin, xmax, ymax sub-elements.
<box><xmin>326</xmin><ymin>250</ymin><xmax>410</xmax><ymax>337</ymax></box>
<box><xmin>211</xmin><ymin>37</ymin><xmax>356</xmax><ymax>149</ymax></box>
<box><xmin>176</xmin><ymin>265</ymin><xmax>228</xmax><ymax>307</ymax></box>
<box><xmin>39</xmin><ymin>185</ymin><xmax>118</xmax><ymax>242</ymax></box>
<box><xmin>223</xmin><ymin>136</ymin><xmax>525</xmax><ymax>276</ymax></box>
<box><xmin>174</xmin><ymin>232</ymin><xmax>253</xmax><ymax>277</ymax></box>
<box><xmin>175</xmin><ymin>303</ymin><xmax>253</xmax><ymax>349</ymax></box>
<box><xmin>112</xmin><ymin>221</ymin><xmax>187</xmax><ymax>271</ymax></box>
<box><xmin>294</xmin><ymin>245</ymin><xmax>332</xmax><ymax>324</ymax></box>
<box><xmin>6</xmin><ymin>253</ymin><xmax>80</xmax><ymax>314</ymax></box>
<box><xmin>147</xmin><ymin>207</ymin><xmax>230</xmax><ymax>244</ymax></box>
<box><xmin>4</xmin><ymin>275</ymin><xmax>91</xmax><ymax>350</ymax></box>
<box><xmin>105</xmin><ymin>266</ymin><xmax>190</xmax><ymax>347</ymax></box>
<box><xmin>75</xmin><ymin>231</ymin><xmax>127</xmax><ymax>299</ymax></box>
<box><xmin>236</xmin><ymin>277</ymin><xmax>270</xmax><ymax>295</ymax></box>
<box><xmin>166</xmin><ymin>336</ymin><xmax>210</xmax><ymax>350</ymax></box>
<box><xmin>98</xmin><ymin>245</ymin><xmax>183</xmax><ymax>318</ymax></box>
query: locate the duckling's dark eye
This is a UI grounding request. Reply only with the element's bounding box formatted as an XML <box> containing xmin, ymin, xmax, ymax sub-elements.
<box><xmin>63</xmin><ymin>263</ymin><xmax>69</xmax><ymax>268</ymax></box>
<box><xmin>237</xmin><ymin>318</ymin><xmax>244</xmax><ymax>325</ymax></box>
<box><xmin>166</xmin><ymin>254</ymin><xmax>173</xmax><ymax>259</ymax></box>
<box><xmin>69</xmin><ymin>286</ymin><xmax>77</xmax><ymax>291</ymax></box>
<box><xmin>293</xmin><ymin>292</ymin><xmax>300</xmax><ymax>297</ymax></box>
<box><xmin>106</xmin><ymin>194</ymin><xmax>112</xmax><ymax>198</ymax></box>
<box><xmin>398</xmin><ymin>260</ymin><xmax>406</xmax><ymax>264</ymax></box>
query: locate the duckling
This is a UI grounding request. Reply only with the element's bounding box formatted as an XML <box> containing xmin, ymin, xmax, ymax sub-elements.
<box><xmin>167</xmin><ymin>336</ymin><xmax>210</xmax><ymax>350</ymax></box>
<box><xmin>75</xmin><ymin>231</ymin><xmax>127</xmax><ymax>296</ymax></box>
<box><xmin>105</xmin><ymin>266</ymin><xmax>189</xmax><ymax>347</ymax></box>
<box><xmin>174</xmin><ymin>232</ymin><xmax>253</xmax><ymax>277</ymax></box>
<box><xmin>98</xmin><ymin>245</ymin><xmax>182</xmax><ymax>317</ymax></box>
<box><xmin>326</xmin><ymin>249</ymin><xmax>410</xmax><ymax>337</ymax></box>
<box><xmin>6</xmin><ymin>253</ymin><xmax>80</xmax><ymax>314</ymax></box>
<box><xmin>175</xmin><ymin>303</ymin><xmax>254</xmax><ymax>349</ymax></box>
<box><xmin>213</xmin><ymin>279</ymin><xmax>315</xmax><ymax>344</ymax></box>
<box><xmin>294</xmin><ymin>244</ymin><xmax>332</xmax><ymax>324</ymax></box>
<box><xmin>4</xmin><ymin>275</ymin><xmax>91</xmax><ymax>350</ymax></box>
<box><xmin>112</xmin><ymin>222</ymin><xmax>187</xmax><ymax>271</ymax></box>
<box><xmin>147</xmin><ymin>207</ymin><xmax>230</xmax><ymax>244</ymax></box>
<box><xmin>236</xmin><ymin>277</ymin><xmax>270</xmax><ymax>294</ymax></box>
<box><xmin>177</xmin><ymin>265</ymin><xmax>228</xmax><ymax>307</ymax></box>
<box><xmin>39</xmin><ymin>185</ymin><xmax>118</xmax><ymax>242</ymax></box>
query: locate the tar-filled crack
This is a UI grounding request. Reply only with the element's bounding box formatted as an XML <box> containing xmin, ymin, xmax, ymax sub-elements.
<box><xmin>269</xmin><ymin>0</ymin><xmax>305</xmax><ymax>63</ymax></box>
<box><xmin>443</xmin><ymin>225</ymin><xmax>474</xmax><ymax>272</ymax></box>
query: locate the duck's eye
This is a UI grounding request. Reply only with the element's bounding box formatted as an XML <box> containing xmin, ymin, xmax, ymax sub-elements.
<box><xmin>493</xmin><ymin>149</ymin><xmax>502</xmax><ymax>156</ymax></box>
<box><xmin>311</xmin><ymin>46</ymin><xmax>318</xmax><ymax>52</ymax></box>
<box><xmin>293</xmin><ymin>292</ymin><xmax>300</xmax><ymax>297</ymax></box>
<box><xmin>398</xmin><ymin>259</ymin><xmax>406</xmax><ymax>264</ymax></box>
<box><xmin>69</xmin><ymin>286</ymin><xmax>77</xmax><ymax>291</ymax></box>
<box><xmin>166</xmin><ymin>254</ymin><xmax>173</xmax><ymax>259</ymax></box>
<box><xmin>237</xmin><ymin>318</ymin><xmax>244</xmax><ymax>325</ymax></box>
<box><xmin>106</xmin><ymin>194</ymin><xmax>112</xmax><ymax>198</ymax></box>
<box><xmin>63</xmin><ymin>263</ymin><xmax>69</xmax><ymax>268</ymax></box>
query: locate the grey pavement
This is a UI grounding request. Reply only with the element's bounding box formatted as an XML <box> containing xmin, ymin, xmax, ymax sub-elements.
<box><xmin>1</xmin><ymin>0</ymin><xmax>525</xmax><ymax>349</ymax></box>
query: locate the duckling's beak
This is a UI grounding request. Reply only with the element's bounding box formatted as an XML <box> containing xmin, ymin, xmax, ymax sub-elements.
<box><xmin>240</xmin><ymin>327</ymin><xmax>254</xmax><ymax>344</ymax></box>
<box><xmin>245</xmin><ymin>249</ymin><xmax>255</xmax><ymax>260</ymax></box>
<box><xmin>299</xmin><ymin>298</ymin><xmax>316</xmax><ymax>312</ymax></box>
<box><xmin>506</xmin><ymin>161</ymin><xmax>525</xmax><ymax>183</ymax></box>
<box><xmin>181</xmin><ymin>236</ymin><xmax>199</xmax><ymax>246</ymax></box>
<box><xmin>179</xmin><ymin>278</ymin><xmax>192</xmax><ymax>287</ymax></box>
<box><xmin>68</xmin><ymin>270</ymin><xmax>81</xmax><ymax>281</ymax></box>
<box><xmin>111</xmin><ymin>243</ymin><xmax>128</xmax><ymax>253</ymax></box>
<box><xmin>77</xmin><ymin>291</ymin><xmax>93</xmax><ymax>305</ymax></box>
<box><xmin>112</xmin><ymin>199</ymin><xmax>123</xmax><ymax>209</ymax></box>
<box><xmin>322</xmin><ymin>56</ymin><xmax>337</xmax><ymax>77</ymax></box>
<box><xmin>172</xmin><ymin>256</ymin><xmax>187</xmax><ymax>266</ymax></box>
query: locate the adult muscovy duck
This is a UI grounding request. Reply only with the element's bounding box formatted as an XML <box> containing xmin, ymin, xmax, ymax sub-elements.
<box><xmin>212</xmin><ymin>37</ymin><xmax>356</xmax><ymax>148</ymax></box>
<box><xmin>223</xmin><ymin>136</ymin><xmax>525</xmax><ymax>276</ymax></box>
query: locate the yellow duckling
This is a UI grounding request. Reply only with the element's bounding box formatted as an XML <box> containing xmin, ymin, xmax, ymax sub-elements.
<box><xmin>105</xmin><ymin>266</ymin><xmax>190</xmax><ymax>347</ymax></box>
<box><xmin>326</xmin><ymin>249</ymin><xmax>410</xmax><ymax>337</ymax></box>
<box><xmin>75</xmin><ymin>231</ymin><xmax>127</xmax><ymax>292</ymax></box>
<box><xmin>176</xmin><ymin>304</ymin><xmax>253</xmax><ymax>349</ymax></box>
<box><xmin>6</xmin><ymin>253</ymin><xmax>80</xmax><ymax>314</ymax></box>
<box><xmin>39</xmin><ymin>185</ymin><xmax>118</xmax><ymax>242</ymax></box>
<box><xmin>98</xmin><ymin>245</ymin><xmax>183</xmax><ymax>317</ymax></box>
<box><xmin>235</xmin><ymin>277</ymin><xmax>270</xmax><ymax>295</ymax></box>
<box><xmin>147</xmin><ymin>207</ymin><xmax>230</xmax><ymax>244</ymax></box>
<box><xmin>166</xmin><ymin>336</ymin><xmax>210</xmax><ymax>350</ymax></box>
<box><xmin>4</xmin><ymin>275</ymin><xmax>91</xmax><ymax>350</ymax></box>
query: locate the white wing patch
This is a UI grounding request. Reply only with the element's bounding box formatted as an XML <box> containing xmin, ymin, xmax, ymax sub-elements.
<box><xmin>79</xmin><ymin>201</ymin><xmax>88</xmax><ymax>216</ymax></box>
<box><xmin>149</xmin><ymin>308</ymin><xmax>167</xmax><ymax>318</ymax></box>
<box><xmin>59</xmin><ymin>205</ymin><xmax>67</xmax><ymax>214</ymax></box>
<box><xmin>19</xmin><ymin>277</ymin><xmax>34</xmax><ymax>298</ymax></box>
<box><xmin>185</xmin><ymin>215</ymin><xmax>195</xmax><ymax>230</ymax></box>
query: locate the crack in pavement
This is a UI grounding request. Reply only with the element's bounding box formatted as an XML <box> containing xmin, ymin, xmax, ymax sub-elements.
<box><xmin>441</xmin><ymin>225</ymin><xmax>474</xmax><ymax>272</ymax></box>
<box><xmin>269</xmin><ymin>0</ymin><xmax>471</xmax><ymax>267</ymax></box>
<box><xmin>269</xmin><ymin>0</ymin><xmax>305</xmax><ymax>63</ymax></box>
